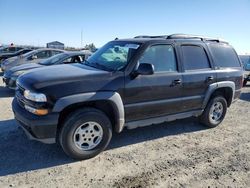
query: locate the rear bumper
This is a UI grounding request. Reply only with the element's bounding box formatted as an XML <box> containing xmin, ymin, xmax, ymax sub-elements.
<box><xmin>12</xmin><ymin>98</ymin><xmax>59</xmax><ymax>144</ymax></box>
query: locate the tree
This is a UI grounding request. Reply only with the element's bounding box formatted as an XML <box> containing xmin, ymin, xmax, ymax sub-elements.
<box><xmin>84</xmin><ymin>43</ymin><xmax>97</xmax><ymax>52</ymax></box>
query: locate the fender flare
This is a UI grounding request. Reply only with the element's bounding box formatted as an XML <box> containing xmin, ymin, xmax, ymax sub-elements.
<box><xmin>202</xmin><ymin>81</ymin><xmax>235</xmax><ymax>109</ymax></box>
<box><xmin>53</xmin><ymin>92</ymin><xmax>125</xmax><ymax>133</ymax></box>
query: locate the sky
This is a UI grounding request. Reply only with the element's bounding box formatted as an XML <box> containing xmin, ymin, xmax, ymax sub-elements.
<box><xmin>0</xmin><ymin>0</ymin><xmax>250</xmax><ymax>54</ymax></box>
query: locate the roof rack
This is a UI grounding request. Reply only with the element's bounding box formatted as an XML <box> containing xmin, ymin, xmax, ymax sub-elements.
<box><xmin>134</xmin><ymin>34</ymin><xmax>228</xmax><ymax>44</ymax></box>
<box><xmin>134</xmin><ymin>35</ymin><xmax>168</xmax><ymax>39</ymax></box>
<box><xmin>167</xmin><ymin>34</ymin><xmax>228</xmax><ymax>44</ymax></box>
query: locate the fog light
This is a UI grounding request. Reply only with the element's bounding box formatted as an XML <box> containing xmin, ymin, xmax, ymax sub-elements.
<box><xmin>24</xmin><ymin>105</ymin><xmax>48</xmax><ymax>115</ymax></box>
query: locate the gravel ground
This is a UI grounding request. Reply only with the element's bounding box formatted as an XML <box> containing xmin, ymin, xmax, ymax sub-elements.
<box><xmin>0</xmin><ymin>72</ymin><xmax>249</xmax><ymax>188</ymax></box>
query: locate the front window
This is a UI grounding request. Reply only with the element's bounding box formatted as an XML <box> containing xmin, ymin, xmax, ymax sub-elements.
<box><xmin>138</xmin><ymin>45</ymin><xmax>177</xmax><ymax>72</ymax></box>
<box><xmin>86</xmin><ymin>41</ymin><xmax>140</xmax><ymax>71</ymax></box>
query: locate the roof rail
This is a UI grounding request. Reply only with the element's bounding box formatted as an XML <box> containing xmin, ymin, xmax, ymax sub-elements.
<box><xmin>134</xmin><ymin>35</ymin><xmax>168</xmax><ymax>39</ymax></box>
<box><xmin>167</xmin><ymin>34</ymin><xmax>228</xmax><ymax>44</ymax></box>
<box><xmin>134</xmin><ymin>34</ymin><xmax>228</xmax><ymax>44</ymax></box>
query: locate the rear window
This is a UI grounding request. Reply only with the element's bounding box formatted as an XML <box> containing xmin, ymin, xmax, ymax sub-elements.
<box><xmin>181</xmin><ymin>45</ymin><xmax>210</xmax><ymax>70</ymax></box>
<box><xmin>209</xmin><ymin>44</ymin><xmax>241</xmax><ymax>68</ymax></box>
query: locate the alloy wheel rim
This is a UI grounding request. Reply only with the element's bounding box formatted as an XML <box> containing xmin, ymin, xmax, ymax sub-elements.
<box><xmin>209</xmin><ymin>101</ymin><xmax>224</xmax><ymax>124</ymax></box>
<box><xmin>73</xmin><ymin>121</ymin><xmax>103</xmax><ymax>151</ymax></box>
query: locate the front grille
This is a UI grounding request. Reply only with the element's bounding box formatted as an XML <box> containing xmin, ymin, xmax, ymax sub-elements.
<box><xmin>15</xmin><ymin>82</ymin><xmax>26</xmax><ymax>108</ymax></box>
<box><xmin>16</xmin><ymin>82</ymin><xmax>25</xmax><ymax>95</ymax></box>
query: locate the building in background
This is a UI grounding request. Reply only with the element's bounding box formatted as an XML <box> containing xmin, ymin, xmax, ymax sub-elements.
<box><xmin>46</xmin><ymin>41</ymin><xmax>64</xmax><ymax>49</ymax></box>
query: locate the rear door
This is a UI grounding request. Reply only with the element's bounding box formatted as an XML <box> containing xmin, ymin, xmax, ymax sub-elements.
<box><xmin>180</xmin><ymin>44</ymin><xmax>217</xmax><ymax>111</ymax></box>
<box><xmin>124</xmin><ymin>44</ymin><xmax>184</xmax><ymax>122</ymax></box>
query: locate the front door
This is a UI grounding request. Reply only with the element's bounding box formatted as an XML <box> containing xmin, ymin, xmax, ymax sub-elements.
<box><xmin>124</xmin><ymin>44</ymin><xmax>184</xmax><ymax>122</ymax></box>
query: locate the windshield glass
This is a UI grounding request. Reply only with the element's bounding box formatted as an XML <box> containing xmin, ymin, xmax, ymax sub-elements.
<box><xmin>86</xmin><ymin>41</ymin><xmax>141</xmax><ymax>71</ymax></box>
<box><xmin>39</xmin><ymin>53</ymin><xmax>68</xmax><ymax>65</ymax></box>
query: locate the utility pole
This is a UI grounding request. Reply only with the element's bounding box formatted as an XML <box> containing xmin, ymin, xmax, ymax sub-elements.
<box><xmin>81</xmin><ymin>29</ymin><xmax>83</xmax><ymax>49</ymax></box>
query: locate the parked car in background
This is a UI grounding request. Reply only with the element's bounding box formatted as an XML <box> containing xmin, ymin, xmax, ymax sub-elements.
<box><xmin>239</xmin><ymin>55</ymin><xmax>250</xmax><ymax>86</ymax></box>
<box><xmin>12</xmin><ymin>34</ymin><xmax>243</xmax><ymax>159</ymax></box>
<box><xmin>3</xmin><ymin>51</ymin><xmax>91</xmax><ymax>89</ymax></box>
<box><xmin>0</xmin><ymin>46</ymin><xmax>24</xmax><ymax>54</ymax></box>
<box><xmin>1</xmin><ymin>48</ymin><xmax>64</xmax><ymax>71</ymax></box>
<box><xmin>0</xmin><ymin>49</ymin><xmax>33</xmax><ymax>63</ymax></box>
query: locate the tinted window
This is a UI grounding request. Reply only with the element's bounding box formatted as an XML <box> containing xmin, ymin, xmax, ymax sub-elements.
<box><xmin>139</xmin><ymin>45</ymin><xmax>177</xmax><ymax>72</ymax></box>
<box><xmin>182</xmin><ymin>45</ymin><xmax>210</xmax><ymax>70</ymax></box>
<box><xmin>209</xmin><ymin>44</ymin><xmax>241</xmax><ymax>67</ymax></box>
<box><xmin>51</xmin><ymin>50</ymin><xmax>62</xmax><ymax>56</ymax></box>
<box><xmin>8</xmin><ymin>47</ymin><xmax>16</xmax><ymax>52</ymax></box>
<box><xmin>35</xmin><ymin>51</ymin><xmax>50</xmax><ymax>59</ymax></box>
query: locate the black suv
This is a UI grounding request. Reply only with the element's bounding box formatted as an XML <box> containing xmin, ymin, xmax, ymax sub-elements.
<box><xmin>12</xmin><ymin>34</ymin><xmax>243</xmax><ymax>159</ymax></box>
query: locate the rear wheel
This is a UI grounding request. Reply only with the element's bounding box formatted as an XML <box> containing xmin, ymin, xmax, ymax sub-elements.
<box><xmin>200</xmin><ymin>96</ymin><xmax>227</xmax><ymax>128</ymax></box>
<box><xmin>59</xmin><ymin>108</ymin><xmax>112</xmax><ymax>160</ymax></box>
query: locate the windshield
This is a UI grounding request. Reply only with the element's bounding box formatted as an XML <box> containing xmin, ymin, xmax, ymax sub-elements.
<box><xmin>86</xmin><ymin>41</ymin><xmax>140</xmax><ymax>71</ymax></box>
<box><xmin>39</xmin><ymin>53</ymin><xmax>68</xmax><ymax>65</ymax></box>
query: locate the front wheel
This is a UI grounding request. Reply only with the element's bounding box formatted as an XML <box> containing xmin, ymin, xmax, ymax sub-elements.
<box><xmin>59</xmin><ymin>108</ymin><xmax>112</xmax><ymax>160</ymax></box>
<box><xmin>200</xmin><ymin>96</ymin><xmax>227</xmax><ymax>128</ymax></box>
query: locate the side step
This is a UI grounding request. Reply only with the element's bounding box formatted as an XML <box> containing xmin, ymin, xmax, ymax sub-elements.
<box><xmin>125</xmin><ymin>110</ymin><xmax>203</xmax><ymax>130</ymax></box>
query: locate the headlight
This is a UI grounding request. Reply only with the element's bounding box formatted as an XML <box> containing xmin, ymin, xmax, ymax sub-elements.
<box><xmin>24</xmin><ymin>90</ymin><xmax>47</xmax><ymax>102</ymax></box>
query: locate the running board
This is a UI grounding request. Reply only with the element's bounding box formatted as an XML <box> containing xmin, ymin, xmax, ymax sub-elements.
<box><xmin>125</xmin><ymin>110</ymin><xmax>203</xmax><ymax>129</ymax></box>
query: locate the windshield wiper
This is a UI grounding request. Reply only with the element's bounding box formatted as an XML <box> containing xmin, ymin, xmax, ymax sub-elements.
<box><xmin>83</xmin><ymin>60</ymin><xmax>114</xmax><ymax>71</ymax></box>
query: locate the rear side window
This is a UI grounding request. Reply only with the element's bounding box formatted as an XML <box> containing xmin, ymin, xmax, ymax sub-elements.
<box><xmin>209</xmin><ymin>44</ymin><xmax>241</xmax><ymax>68</ymax></box>
<box><xmin>181</xmin><ymin>45</ymin><xmax>210</xmax><ymax>70</ymax></box>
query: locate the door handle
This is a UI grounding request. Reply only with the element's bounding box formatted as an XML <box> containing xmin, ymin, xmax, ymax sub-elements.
<box><xmin>172</xmin><ymin>79</ymin><xmax>182</xmax><ymax>86</ymax></box>
<box><xmin>206</xmin><ymin>76</ymin><xmax>214</xmax><ymax>82</ymax></box>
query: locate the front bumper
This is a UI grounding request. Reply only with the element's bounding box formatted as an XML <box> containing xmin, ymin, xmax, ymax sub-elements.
<box><xmin>12</xmin><ymin>98</ymin><xmax>59</xmax><ymax>144</ymax></box>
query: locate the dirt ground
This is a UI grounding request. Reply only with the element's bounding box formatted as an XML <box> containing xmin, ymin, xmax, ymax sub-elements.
<box><xmin>0</xmin><ymin>72</ymin><xmax>249</xmax><ymax>188</ymax></box>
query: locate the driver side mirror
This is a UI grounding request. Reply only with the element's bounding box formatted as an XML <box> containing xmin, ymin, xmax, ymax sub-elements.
<box><xmin>132</xmin><ymin>63</ymin><xmax>154</xmax><ymax>78</ymax></box>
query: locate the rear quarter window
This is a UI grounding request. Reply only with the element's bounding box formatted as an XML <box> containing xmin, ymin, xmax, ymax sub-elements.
<box><xmin>208</xmin><ymin>44</ymin><xmax>241</xmax><ymax>68</ymax></box>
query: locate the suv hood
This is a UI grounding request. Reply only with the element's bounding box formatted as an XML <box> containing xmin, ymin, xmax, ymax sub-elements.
<box><xmin>17</xmin><ymin>63</ymin><xmax>122</xmax><ymax>97</ymax></box>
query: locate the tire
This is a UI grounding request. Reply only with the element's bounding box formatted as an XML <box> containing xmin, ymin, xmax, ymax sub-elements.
<box><xmin>243</xmin><ymin>79</ymin><xmax>247</xmax><ymax>87</ymax></box>
<box><xmin>59</xmin><ymin>108</ymin><xmax>112</xmax><ymax>160</ymax></box>
<box><xmin>199</xmin><ymin>96</ymin><xmax>227</xmax><ymax>128</ymax></box>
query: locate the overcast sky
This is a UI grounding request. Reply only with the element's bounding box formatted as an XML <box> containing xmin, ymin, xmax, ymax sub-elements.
<box><xmin>0</xmin><ymin>0</ymin><xmax>250</xmax><ymax>54</ymax></box>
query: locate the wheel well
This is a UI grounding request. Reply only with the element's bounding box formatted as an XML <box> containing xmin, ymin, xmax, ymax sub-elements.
<box><xmin>57</xmin><ymin>100</ymin><xmax>116</xmax><ymax>136</ymax></box>
<box><xmin>211</xmin><ymin>87</ymin><xmax>233</xmax><ymax>107</ymax></box>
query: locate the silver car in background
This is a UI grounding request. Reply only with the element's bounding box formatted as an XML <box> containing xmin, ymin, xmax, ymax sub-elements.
<box><xmin>3</xmin><ymin>51</ymin><xmax>92</xmax><ymax>89</ymax></box>
<box><xmin>1</xmin><ymin>48</ymin><xmax>65</xmax><ymax>71</ymax></box>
